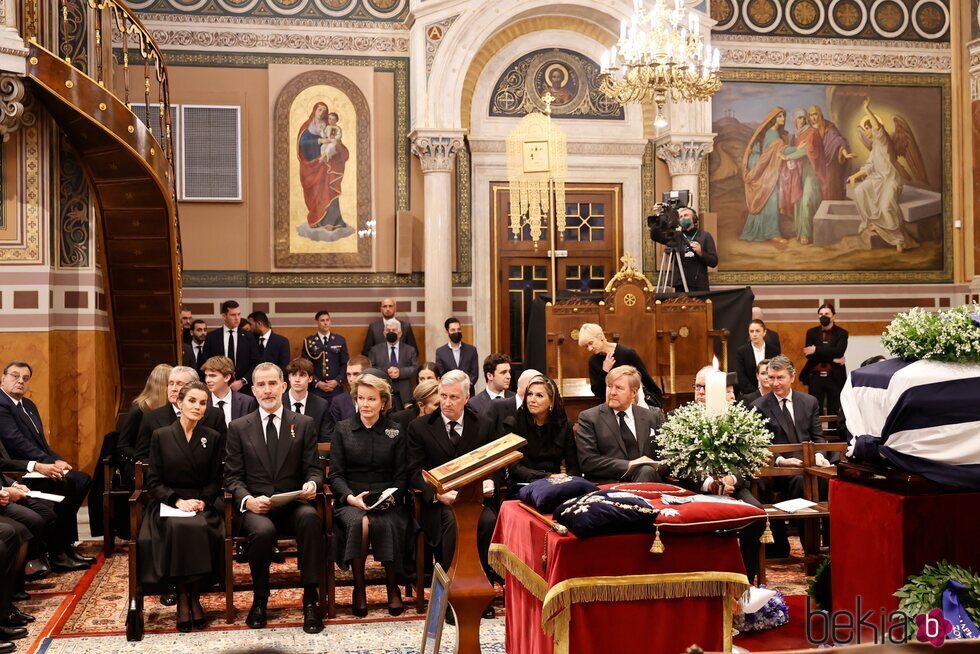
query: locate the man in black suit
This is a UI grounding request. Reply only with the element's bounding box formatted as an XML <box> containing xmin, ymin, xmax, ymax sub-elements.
<box><xmin>201</xmin><ymin>356</ymin><xmax>257</xmax><ymax>426</ymax></box>
<box><xmin>434</xmin><ymin>317</ymin><xmax>479</xmax><ymax>386</ymax></box>
<box><xmin>248</xmin><ymin>311</ymin><xmax>291</xmax><ymax>376</ymax></box>
<box><xmin>0</xmin><ymin>471</ymin><xmax>72</xmax><ymax>580</ymax></box>
<box><xmin>0</xmin><ymin>361</ymin><xmax>93</xmax><ymax>568</ymax></box>
<box><xmin>323</xmin><ymin>356</ymin><xmax>369</xmax><ymax>441</ymax></box>
<box><xmin>0</xmin><ymin>519</ymin><xmax>27</xmax><ymax>649</ymax></box>
<box><xmin>284</xmin><ymin>359</ymin><xmax>330</xmax><ymax>443</ymax></box>
<box><xmin>468</xmin><ymin>353</ymin><xmax>514</xmax><ymax>415</ymax></box>
<box><xmin>406</xmin><ymin>370</ymin><xmax>498</xmax><ymax>619</ymax></box>
<box><xmin>121</xmin><ymin>366</ymin><xmax>227</xmax><ymax>477</ymax></box>
<box><xmin>201</xmin><ymin>300</ymin><xmax>260</xmax><ymax>395</ymax></box>
<box><xmin>368</xmin><ymin>320</ymin><xmax>418</xmax><ymax>410</ymax></box>
<box><xmin>182</xmin><ymin>319</ymin><xmax>208</xmax><ymax>373</ymax></box>
<box><xmin>735</xmin><ymin>320</ymin><xmax>780</xmax><ymax>397</ymax></box>
<box><xmin>800</xmin><ymin>303</ymin><xmax>849</xmax><ymax>417</ymax></box>
<box><xmin>575</xmin><ymin>365</ymin><xmax>666</xmax><ymax>484</ymax></box>
<box><xmin>752</xmin><ymin>307</ymin><xmax>781</xmax><ymax>353</ymax></box>
<box><xmin>224</xmin><ymin>363</ymin><xmax>324</xmax><ymax>633</ymax></box>
<box><xmin>361</xmin><ymin>297</ymin><xmax>418</xmax><ymax>356</ymax></box>
<box><xmin>302</xmin><ymin>311</ymin><xmax>349</xmax><ymax>406</ymax></box>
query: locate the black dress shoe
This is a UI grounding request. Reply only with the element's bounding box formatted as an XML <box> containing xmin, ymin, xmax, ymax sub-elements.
<box><xmin>159</xmin><ymin>593</ymin><xmax>178</xmax><ymax>607</ymax></box>
<box><xmin>245</xmin><ymin>598</ymin><xmax>268</xmax><ymax>629</ymax></box>
<box><xmin>0</xmin><ymin>626</ymin><xmax>26</xmax><ymax>641</ymax></box>
<box><xmin>482</xmin><ymin>606</ymin><xmax>496</xmax><ymax>619</ymax></box>
<box><xmin>11</xmin><ymin>608</ymin><xmax>34</xmax><ymax>624</ymax></box>
<box><xmin>25</xmin><ymin>556</ymin><xmax>50</xmax><ymax>580</ymax></box>
<box><xmin>66</xmin><ymin>548</ymin><xmax>96</xmax><ymax>564</ymax></box>
<box><xmin>302</xmin><ymin>602</ymin><xmax>323</xmax><ymax>634</ymax></box>
<box><xmin>49</xmin><ymin>552</ymin><xmax>88</xmax><ymax>572</ymax></box>
<box><xmin>445</xmin><ymin>608</ymin><xmax>455</xmax><ymax>626</ymax></box>
<box><xmin>0</xmin><ymin>641</ymin><xmax>14</xmax><ymax>653</ymax></box>
<box><xmin>11</xmin><ymin>591</ymin><xmax>29</xmax><ymax>602</ymax></box>
<box><xmin>1</xmin><ymin>610</ymin><xmax>32</xmax><ymax>627</ymax></box>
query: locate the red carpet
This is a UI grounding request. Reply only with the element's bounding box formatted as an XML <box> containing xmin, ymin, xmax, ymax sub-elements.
<box><xmin>735</xmin><ymin>595</ymin><xmax>817</xmax><ymax>652</ymax></box>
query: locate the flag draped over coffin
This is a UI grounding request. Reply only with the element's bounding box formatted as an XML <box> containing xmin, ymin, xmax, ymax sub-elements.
<box><xmin>842</xmin><ymin>358</ymin><xmax>980</xmax><ymax>489</ymax></box>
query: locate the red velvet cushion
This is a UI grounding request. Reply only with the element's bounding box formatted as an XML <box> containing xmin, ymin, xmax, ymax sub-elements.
<box><xmin>650</xmin><ymin>497</ymin><xmax>766</xmax><ymax>532</ymax></box>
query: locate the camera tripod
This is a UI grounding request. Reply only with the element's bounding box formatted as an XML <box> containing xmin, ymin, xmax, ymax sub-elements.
<box><xmin>655</xmin><ymin>244</ymin><xmax>690</xmax><ymax>294</ymax></box>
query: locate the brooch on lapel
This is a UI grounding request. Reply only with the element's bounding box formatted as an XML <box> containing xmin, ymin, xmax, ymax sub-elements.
<box><xmin>201</xmin><ymin>437</ymin><xmax>208</xmax><ymax>449</ymax></box>
<box><xmin>385</xmin><ymin>428</ymin><xmax>399</xmax><ymax>439</ymax></box>
<box><xmin>290</xmin><ymin>424</ymin><xmax>296</xmax><ymax>439</ymax></box>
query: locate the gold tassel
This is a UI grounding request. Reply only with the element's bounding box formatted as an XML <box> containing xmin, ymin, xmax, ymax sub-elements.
<box><xmin>651</xmin><ymin>526</ymin><xmax>664</xmax><ymax>554</ymax></box>
<box><xmin>760</xmin><ymin>518</ymin><xmax>774</xmax><ymax>545</ymax></box>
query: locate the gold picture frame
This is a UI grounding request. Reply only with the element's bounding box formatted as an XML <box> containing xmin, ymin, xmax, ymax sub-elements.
<box><xmin>522</xmin><ymin>140</ymin><xmax>550</xmax><ymax>173</ymax></box>
<box><xmin>421</xmin><ymin>563</ymin><xmax>450</xmax><ymax>654</ymax></box>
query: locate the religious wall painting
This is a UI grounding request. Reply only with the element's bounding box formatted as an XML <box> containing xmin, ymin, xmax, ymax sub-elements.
<box><xmin>490</xmin><ymin>48</ymin><xmax>625</xmax><ymax>120</ymax></box>
<box><xmin>274</xmin><ymin>70</ymin><xmax>372</xmax><ymax>269</ymax></box>
<box><xmin>707</xmin><ymin>71</ymin><xmax>950</xmax><ymax>283</ymax></box>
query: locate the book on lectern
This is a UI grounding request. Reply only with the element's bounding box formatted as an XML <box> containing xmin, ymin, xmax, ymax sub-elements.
<box><xmin>426</xmin><ymin>432</ymin><xmax>527</xmax><ymax>487</ymax></box>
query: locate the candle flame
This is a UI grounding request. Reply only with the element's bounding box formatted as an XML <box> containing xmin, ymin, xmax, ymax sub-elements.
<box><xmin>712</xmin><ymin>356</ymin><xmax>719</xmax><ymax>371</ymax></box>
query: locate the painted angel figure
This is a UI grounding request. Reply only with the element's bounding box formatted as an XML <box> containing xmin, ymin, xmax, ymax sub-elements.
<box><xmin>847</xmin><ymin>98</ymin><xmax>920</xmax><ymax>253</ymax></box>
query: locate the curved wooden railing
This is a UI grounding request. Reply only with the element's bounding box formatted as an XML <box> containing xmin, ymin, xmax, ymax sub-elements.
<box><xmin>23</xmin><ymin>0</ymin><xmax>183</xmax><ymax>406</ymax></box>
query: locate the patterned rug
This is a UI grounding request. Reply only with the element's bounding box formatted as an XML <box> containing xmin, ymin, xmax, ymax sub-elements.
<box><xmin>16</xmin><ymin>536</ymin><xmax>812</xmax><ymax>653</ymax></box>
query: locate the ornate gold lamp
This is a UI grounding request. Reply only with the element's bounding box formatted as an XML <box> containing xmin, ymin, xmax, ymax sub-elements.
<box><xmin>598</xmin><ymin>0</ymin><xmax>720</xmax><ymax>128</ymax></box>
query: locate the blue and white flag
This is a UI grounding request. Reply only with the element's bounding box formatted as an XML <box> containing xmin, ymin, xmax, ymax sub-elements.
<box><xmin>841</xmin><ymin>358</ymin><xmax>980</xmax><ymax>489</ymax></box>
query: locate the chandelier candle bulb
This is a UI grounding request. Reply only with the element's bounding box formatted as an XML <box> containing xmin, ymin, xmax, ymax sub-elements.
<box><xmin>705</xmin><ymin>357</ymin><xmax>727</xmax><ymax>418</ymax></box>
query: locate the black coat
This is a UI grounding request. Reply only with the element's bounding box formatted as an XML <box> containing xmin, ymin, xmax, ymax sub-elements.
<box><xmin>126</xmin><ymin>403</ymin><xmax>227</xmax><ymax>465</ymax></box>
<box><xmin>223</xmin><ymin>408</ymin><xmax>323</xmax><ymax>510</ymax></box>
<box><xmin>283</xmin><ymin>391</ymin><xmax>331</xmax><ymax>443</ymax></box>
<box><xmin>801</xmin><ymin>325</ymin><xmax>849</xmax><ymax>388</ymax></box>
<box><xmin>361</xmin><ymin>318</ymin><xmax>418</xmax><ymax>356</ymax></box>
<box><xmin>434</xmin><ymin>343</ymin><xmax>480</xmax><ymax>387</ymax></box>
<box><xmin>574</xmin><ymin>403</ymin><xmax>666</xmax><ymax>484</ymax></box>
<box><xmin>328</xmin><ymin>415</ymin><xmax>407</xmax><ymax>505</ymax></box>
<box><xmin>587</xmin><ymin>344</ymin><xmax>663</xmax><ymax>408</ymax></box>
<box><xmin>734</xmin><ymin>341</ymin><xmax>779</xmax><ymax>396</ymax></box>
<box><xmin>502</xmin><ymin>410</ymin><xmax>579</xmax><ymax>484</ymax></box>
<box><xmin>257</xmin><ymin>331</ymin><xmax>292</xmax><ymax>375</ymax></box>
<box><xmin>406</xmin><ymin>407</ymin><xmax>495</xmax><ymax>503</ymax></box>
<box><xmin>389</xmin><ymin>405</ymin><xmax>421</xmax><ymax>432</ymax></box>
<box><xmin>488</xmin><ymin>395</ymin><xmax>519</xmax><ymax>437</ymax></box>
<box><xmin>0</xmin><ymin>393</ymin><xmax>60</xmax><ymax>464</ymax></box>
<box><xmin>201</xmin><ymin>326</ymin><xmax>260</xmax><ymax>389</ymax></box>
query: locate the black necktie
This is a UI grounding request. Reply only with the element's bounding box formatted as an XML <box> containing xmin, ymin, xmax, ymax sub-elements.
<box><xmin>18</xmin><ymin>403</ymin><xmax>39</xmax><ymax>436</ymax></box>
<box><xmin>259</xmin><ymin>336</ymin><xmax>266</xmax><ymax>355</ymax></box>
<box><xmin>617</xmin><ymin>411</ymin><xmax>640</xmax><ymax>459</ymax></box>
<box><xmin>194</xmin><ymin>345</ymin><xmax>202</xmax><ymax>365</ymax></box>
<box><xmin>294</xmin><ymin>402</ymin><xmax>303</xmax><ymax>415</ymax></box>
<box><xmin>227</xmin><ymin>330</ymin><xmax>236</xmax><ymax>364</ymax></box>
<box><xmin>389</xmin><ymin>346</ymin><xmax>398</xmax><ymax>367</ymax></box>
<box><xmin>447</xmin><ymin>421</ymin><xmax>460</xmax><ymax>447</ymax></box>
<box><xmin>266</xmin><ymin>414</ymin><xmax>279</xmax><ymax>463</ymax></box>
<box><xmin>781</xmin><ymin>399</ymin><xmax>800</xmax><ymax>443</ymax></box>
<box><xmin>217</xmin><ymin>400</ymin><xmax>227</xmax><ymax>425</ymax></box>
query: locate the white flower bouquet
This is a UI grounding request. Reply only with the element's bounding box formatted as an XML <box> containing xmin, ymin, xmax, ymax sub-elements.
<box><xmin>881</xmin><ymin>304</ymin><xmax>980</xmax><ymax>363</ymax></box>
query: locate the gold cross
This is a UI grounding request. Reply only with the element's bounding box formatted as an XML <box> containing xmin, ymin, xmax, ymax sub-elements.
<box><xmin>541</xmin><ymin>91</ymin><xmax>555</xmax><ymax>116</ymax></box>
<box><xmin>620</xmin><ymin>251</ymin><xmax>637</xmax><ymax>269</ymax></box>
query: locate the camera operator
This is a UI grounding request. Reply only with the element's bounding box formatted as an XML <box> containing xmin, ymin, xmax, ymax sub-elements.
<box><xmin>649</xmin><ymin>203</ymin><xmax>718</xmax><ymax>292</ymax></box>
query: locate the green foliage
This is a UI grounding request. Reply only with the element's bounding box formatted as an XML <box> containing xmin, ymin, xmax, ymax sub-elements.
<box><xmin>656</xmin><ymin>401</ymin><xmax>772</xmax><ymax>481</ymax></box>
<box><xmin>807</xmin><ymin>556</ymin><xmax>832</xmax><ymax>612</ymax></box>
<box><xmin>881</xmin><ymin>305</ymin><xmax>980</xmax><ymax>363</ymax></box>
<box><xmin>894</xmin><ymin>560</ymin><xmax>980</xmax><ymax>634</ymax></box>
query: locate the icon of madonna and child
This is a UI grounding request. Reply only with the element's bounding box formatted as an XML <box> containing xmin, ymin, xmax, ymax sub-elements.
<box><xmin>295</xmin><ymin>102</ymin><xmax>355</xmax><ymax>242</ymax></box>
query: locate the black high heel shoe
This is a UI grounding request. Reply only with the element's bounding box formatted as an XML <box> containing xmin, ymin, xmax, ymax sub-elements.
<box><xmin>387</xmin><ymin>585</ymin><xmax>404</xmax><ymax>616</ymax></box>
<box><xmin>191</xmin><ymin>595</ymin><xmax>207</xmax><ymax>630</ymax></box>
<box><xmin>352</xmin><ymin>584</ymin><xmax>368</xmax><ymax>618</ymax></box>
<box><xmin>175</xmin><ymin>594</ymin><xmax>192</xmax><ymax>633</ymax></box>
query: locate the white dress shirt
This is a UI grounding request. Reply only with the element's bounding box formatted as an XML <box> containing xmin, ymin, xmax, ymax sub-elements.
<box><xmin>212</xmin><ymin>389</ymin><xmax>233</xmax><ymax>425</ymax></box>
<box><xmin>288</xmin><ymin>391</ymin><xmax>307</xmax><ymax>415</ymax></box>
<box><xmin>752</xmin><ymin>342</ymin><xmax>766</xmax><ymax>366</ymax></box>
<box><xmin>224</xmin><ymin>326</ymin><xmax>238</xmax><ymax>357</ymax></box>
<box><xmin>449</xmin><ymin>342</ymin><xmax>462</xmax><ymax>366</ymax></box>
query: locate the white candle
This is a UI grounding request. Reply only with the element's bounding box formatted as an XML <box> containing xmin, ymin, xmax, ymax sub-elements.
<box><xmin>705</xmin><ymin>356</ymin><xmax>727</xmax><ymax>418</ymax></box>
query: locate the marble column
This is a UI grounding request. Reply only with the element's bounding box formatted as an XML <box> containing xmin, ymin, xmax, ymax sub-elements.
<box><xmin>654</xmin><ymin>137</ymin><xmax>714</xmax><ymax>211</ymax></box>
<box><xmin>410</xmin><ymin>129</ymin><xmax>466</xmax><ymax>359</ymax></box>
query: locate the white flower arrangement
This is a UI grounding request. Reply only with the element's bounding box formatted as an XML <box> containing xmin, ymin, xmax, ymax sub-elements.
<box><xmin>656</xmin><ymin>401</ymin><xmax>773</xmax><ymax>481</ymax></box>
<box><xmin>881</xmin><ymin>304</ymin><xmax>980</xmax><ymax>363</ymax></box>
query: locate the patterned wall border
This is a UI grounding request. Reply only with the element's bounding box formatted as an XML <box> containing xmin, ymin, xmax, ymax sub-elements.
<box><xmin>712</xmin><ymin>0</ymin><xmax>949</xmax><ymax>42</ymax></box>
<box><xmin>706</xmin><ymin>67</ymin><xmax>953</xmax><ymax>285</ymax></box>
<box><xmin>130</xmin><ymin>0</ymin><xmax>409</xmax><ymax>22</ymax></box>
<box><xmin>143</xmin><ymin>25</ymin><xmax>408</xmax><ymax>55</ymax></box>
<box><xmin>55</xmin><ymin>135</ymin><xmax>92</xmax><ymax>269</ymax></box>
<box><xmin>424</xmin><ymin>14</ymin><xmax>458</xmax><ymax>80</ymax></box>
<box><xmin>0</xmin><ymin>124</ymin><xmax>42</xmax><ymax>264</ymax></box>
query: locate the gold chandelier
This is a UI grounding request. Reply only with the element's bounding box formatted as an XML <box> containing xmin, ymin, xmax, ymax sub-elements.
<box><xmin>598</xmin><ymin>0</ymin><xmax>721</xmax><ymax>128</ymax></box>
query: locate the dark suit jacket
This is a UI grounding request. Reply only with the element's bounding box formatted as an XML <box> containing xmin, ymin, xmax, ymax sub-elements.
<box><xmin>468</xmin><ymin>389</ymin><xmax>515</xmax><ymax>416</ymax></box>
<box><xmin>202</xmin><ymin>326</ymin><xmax>260</xmax><ymax>388</ymax></box>
<box><xmin>182</xmin><ymin>341</ymin><xmax>206</xmax><ymax>374</ymax></box>
<box><xmin>368</xmin><ymin>342</ymin><xmax>419</xmax><ymax>406</ymax></box>
<box><xmin>488</xmin><ymin>395</ymin><xmax>519</xmax><ymax>437</ymax></box>
<box><xmin>587</xmin><ymin>344</ymin><xmax>663</xmax><ymax>408</ymax></box>
<box><xmin>0</xmin><ymin>393</ymin><xmax>60</xmax><ymax>464</ymax></box>
<box><xmin>283</xmin><ymin>392</ymin><xmax>330</xmax><ymax>443</ymax></box>
<box><xmin>574</xmin><ymin>403</ymin><xmax>666</xmax><ymax>483</ymax></box>
<box><xmin>765</xmin><ymin>330</ymin><xmax>782</xmax><ymax>354</ymax></box>
<box><xmin>751</xmin><ymin>391</ymin><xmax>823</xmax><ymax>458</ymax></box>
<box><xmin>390</xmin><ymin>405</ymin><xmax>421</xmax><ymax>432</ymax></box>
<box><xmin>146</xmin><ymin>422</ymin><xmax>224</xmax><ymax>506</ymax></box>
<box><xmin>406</xmin><ymin>407</ymin><xmax>495</xmax><ymax>503</ymax></box>
<box><xmin>213</xmin><ymin>391</ymin><xmax>257</xmax><ymax>423</ymax></box>
<box><xmin>361</xmin><ymin>318</ymin><xmax>419</xmax><ymax>356</ymax></box>
<box><xmin>325</xmin><ymin>393</ymin><xmax>356</xmax><ymax>440</ymax></box>
<box><xmin>801</xmin><ymin>325</ymin><xmax>848</xmax><ymax>387</ymax></box>
<box><xmin>224</xmin><ymin>408</ymin><xmax>322</xmax><ymax>510</ymax></box>
<box><xmin>734</xmin><ymin>341</ymin><xmax>779</xmax><ymax>396</ymax></box>
<box><xmin>126</xmin><ymin>403</ymin><xmax>227</xmax><ymax>464</ymax></box>
<box><xmin>434</xmin><ymin>343</ymin><xmax>480</xmax><ymax>387</ymax></box>
<box><xmin>257</xmin><ymin>331</ymin><xmax>291</xmax><ymax>375</ymax></box>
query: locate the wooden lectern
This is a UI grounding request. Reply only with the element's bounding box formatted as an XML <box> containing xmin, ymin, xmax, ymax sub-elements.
<box><xmin>422</xmin><ymin>434</ymin><xmax>526</xmax><ymax>654</ymax></box>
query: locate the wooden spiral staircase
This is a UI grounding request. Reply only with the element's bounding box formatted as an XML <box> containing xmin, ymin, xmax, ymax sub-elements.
<box><xmin>23</xmin><ymin>0</ymin><xmax>181</xmax><ymax>406</ymax></box>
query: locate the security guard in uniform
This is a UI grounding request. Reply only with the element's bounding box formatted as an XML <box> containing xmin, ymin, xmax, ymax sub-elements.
<box><xmin>302</xmin><ymin>310</ymin><xmax>349</xmax><ymax>407</ymax></box>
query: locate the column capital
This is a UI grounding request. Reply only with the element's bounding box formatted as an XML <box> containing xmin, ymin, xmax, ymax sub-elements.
<box><xmin>410</xmin><ymin>128</ymin><xmax>466</xmax><ymax>173</ymax></box>
<box><xmin>0</xmin><ymin>75</ymin><xmax>35</xmax><ymax>142</ymax></box>
<box><xmin>654</xmin><ymin>136</ymin><xmax>714</xmax><ymax>177</ymax></box>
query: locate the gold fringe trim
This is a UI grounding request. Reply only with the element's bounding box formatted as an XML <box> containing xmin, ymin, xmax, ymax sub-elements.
<box><xmin>541</xmin><ymin>571</ymin><xmax>749</xmax><ymax>635</ymax></box>
<box><xmin>761</xmin><ymin>517</ymin><xmax>774</xmax><ymax>544</ymax></box>
<box><xmin>724</xmin><ymin>594</ymin><xmax>734</xmax><ymax>652</ymax></box>
<box><xmin>553</xmin><ymin>607</ymin><xmax>570</xmax><ymax>654</ymax></box>
<box><xmin>488</xmin><ymin>543</ymin><xmax>548</xmax><ymax>601</ymax></box>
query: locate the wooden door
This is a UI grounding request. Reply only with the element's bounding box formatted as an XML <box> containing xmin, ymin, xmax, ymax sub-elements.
<box><xmin>491</xmin><ymin>184</ymin><xmax>621</xmax><ymax>363</ymax></box>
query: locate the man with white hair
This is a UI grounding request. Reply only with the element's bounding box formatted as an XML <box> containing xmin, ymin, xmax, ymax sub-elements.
<box><xmin>361</xmin><ymin>297</ymin><xmax>419</xmax><ymax>356</ymax></box>
<box><xmin>406</xmin><ymin>370</ymin><xmax>498</xmax><ymax>620</ymax></box>
<box><xmin>367</xmin><ymin>319</ymin><xmax>418</xmax><ymax>410</ymax></box>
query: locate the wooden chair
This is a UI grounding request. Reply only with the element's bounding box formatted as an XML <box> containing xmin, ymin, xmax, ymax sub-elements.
<box><xmin>102</xmin><ymin>454</ymin><xmax>135</xmax><ymax>556</ymax></box>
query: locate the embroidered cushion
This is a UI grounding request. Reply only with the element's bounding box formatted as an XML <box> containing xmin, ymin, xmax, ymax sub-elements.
<box><xmin>516</xmin><ymin>475</ymin><xmax>598</xmax><ymax>514</ymax></box>
<box><xmin>650</xmin><ymin>494</ymin><xmax>766</xmax><ymax>532</ymax></box>
<box><xmin>553</xmin><ymin>489</ymin><xmax>660</xmax><ymax>538</ymax></box>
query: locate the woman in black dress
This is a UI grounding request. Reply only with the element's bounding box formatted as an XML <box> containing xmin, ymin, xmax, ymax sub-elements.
<box><xmin>577</xmin><ymin>322</ymin><xmax>663</xmax><ymax>408</ymax></box>
<box><xmin>328</xmin><ymin>374</ymin><xmax>409</xmax><ymax>617</ymax></box>
<box><xmin>502</xmin><ymin>375</ymin><xmax>580</xmax><ymax>495</ymax></box>
<box><xmin>137</xmin><ymin>381</ymin><xmax>223</xmax><ymax>632</ymax></box>
<box><xmin>116</xmin><ymin>363</ymin><xmax>173</xmax><ymax>486</ymax></box>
